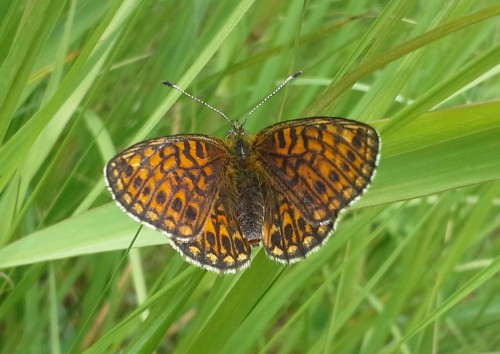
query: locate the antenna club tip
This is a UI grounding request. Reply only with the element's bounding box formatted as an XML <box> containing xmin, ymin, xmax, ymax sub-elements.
<box><xmin>162</xmin><ymin>80</ymin><xmax>174</xmax><ymax>87</ymax></box>
<box><xmin>292</xmin><ymin>71</ymin><xmax>303</xmax><ymax>78</ymax></box>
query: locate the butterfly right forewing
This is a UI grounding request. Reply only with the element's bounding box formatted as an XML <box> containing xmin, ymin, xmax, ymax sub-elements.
<box><xmin>255</xmin><ymin>117</ymin><xmax>380</xmax><ymax>262</ymax></box>
<box><xmin>253</xmin><ymin>117</ymin><xmax>380</xmax><ymax>225</ymax></box>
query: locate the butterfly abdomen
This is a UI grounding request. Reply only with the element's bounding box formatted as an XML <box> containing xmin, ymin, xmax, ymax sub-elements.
<box><xmin>235</xmin><ymin>172</ymin><xmax>264</xmax><ymax>244</ymax></box>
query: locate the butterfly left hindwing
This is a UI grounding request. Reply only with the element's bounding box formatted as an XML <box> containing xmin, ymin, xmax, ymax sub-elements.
<box><xmin>169</xmin><ymin>194</ymin><xmax>252</xmax><ymax>273</ymax></box>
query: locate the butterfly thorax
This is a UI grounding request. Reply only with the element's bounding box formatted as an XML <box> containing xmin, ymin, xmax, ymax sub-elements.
<box><xmin>226</xmin><ymin>126</ymin><xmax>265</xmax><ymax>244</ymax></box>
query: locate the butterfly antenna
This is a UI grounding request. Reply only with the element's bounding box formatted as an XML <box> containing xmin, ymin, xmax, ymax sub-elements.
<box><xmin>241</xmin><ymin>71</ymin><xmax>302</xmax><ymax>127</ymax></box>
<box><xmin>162</xmin><ymin>81</ymin><xmax>233</xmax><ymax>125</ymax></box>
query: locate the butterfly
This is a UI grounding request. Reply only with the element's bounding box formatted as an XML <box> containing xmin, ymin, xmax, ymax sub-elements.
<box><xmin>104</xmin><ymin>72</ymin><xmax>380</xmax><ymax>273</ymax></box>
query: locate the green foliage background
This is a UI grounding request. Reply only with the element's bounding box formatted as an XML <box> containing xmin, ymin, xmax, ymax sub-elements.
<box><xmin>0</xmin><ymin>1</ymin><xmax>499</xmax><ymax>353</ymax></box>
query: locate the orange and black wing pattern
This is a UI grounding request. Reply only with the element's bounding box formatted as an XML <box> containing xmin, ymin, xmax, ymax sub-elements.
<box><xmin>254</xmin><ymin>117</ymin><xmax>380</xmax><ymax>260</ymax></box>
<box><xmin>105</xmin><ymin>135</ymin><xmax>229</xmax><ymax>240</ymax></box>
<box><xmin>263</xmin><ymin>190</ymin><xmax>334</xmax><ymax>262</ymax></box>
<box><xmin>169</xmin><ymin>194</ymin><xmax>252</xmax><ymax>273</ymax></box>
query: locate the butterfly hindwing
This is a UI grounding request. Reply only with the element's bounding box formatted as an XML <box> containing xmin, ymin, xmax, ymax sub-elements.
<box><xmin>169</xmin><ymin>194</ymin><xmax>252</xmax><ymax>273</ymax></box>
<box><xmin>263</xmin><ymin>190</ymin><xmax>334</xmax><ymax>263</ymax></box>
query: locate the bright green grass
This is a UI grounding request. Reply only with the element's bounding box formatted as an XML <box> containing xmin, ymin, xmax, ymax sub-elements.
<box><xmin>0</xmin><ymin>1</ymin><xmax>499</xmax><ymax>353</ymax></box>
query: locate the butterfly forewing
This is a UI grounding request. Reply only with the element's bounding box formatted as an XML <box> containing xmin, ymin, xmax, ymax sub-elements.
<box><xmin>253</xmin><ymin>117</ymin><xmax>380</xmax><ymax>225</ymax></box>
<box><xmin>105</xmin><ymin>135</ymin><xmax>230</xmax><ymax>240</ymax></box>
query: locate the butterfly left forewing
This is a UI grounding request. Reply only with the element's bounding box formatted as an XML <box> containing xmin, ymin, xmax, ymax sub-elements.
<box><xmin>105</xmin><ymin>135</ymin><xmax>229</xmax><ymax>240</ymax></box>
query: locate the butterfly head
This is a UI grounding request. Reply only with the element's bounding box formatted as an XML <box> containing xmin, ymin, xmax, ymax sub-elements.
<box><xmin>226</xmin><ymin>120</ymin><xmax>252</xmax><ymax>159</ymax></box>
<box><xmin>227</xmin><ymin>120</ymin><xmax>248</xmax><ymax>138</ymax></box>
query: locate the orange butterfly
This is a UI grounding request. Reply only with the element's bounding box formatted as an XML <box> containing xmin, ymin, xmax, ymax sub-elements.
<box><xmin>105</xmin><ymin>72</ymin><xmax>380</xmax><ymax>273</ymax></box>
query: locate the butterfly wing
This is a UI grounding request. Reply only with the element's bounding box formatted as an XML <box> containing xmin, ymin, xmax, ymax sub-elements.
<box><xmin>263</xmin><ymin>191</ymin><xmax>334</xmax><ymax>262</ymax></box>
<box><xmin>169</xmin><ymin>194</ymin><xmax>252</xmax><ymax>273</ymax></box>
<box><xmin>105</xmin><ymin>134</ymin><xmax>229</xmax><ymax>240</ymax></box>
<box><xmin>254</xmin><ymin>117</ymin><xmax>380</xmax><ymax>260</ymax></box>
<box><xmin>254</xmin><ymin>117</ymin><xmax>380</xmax><ymax>224</ymax></box>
